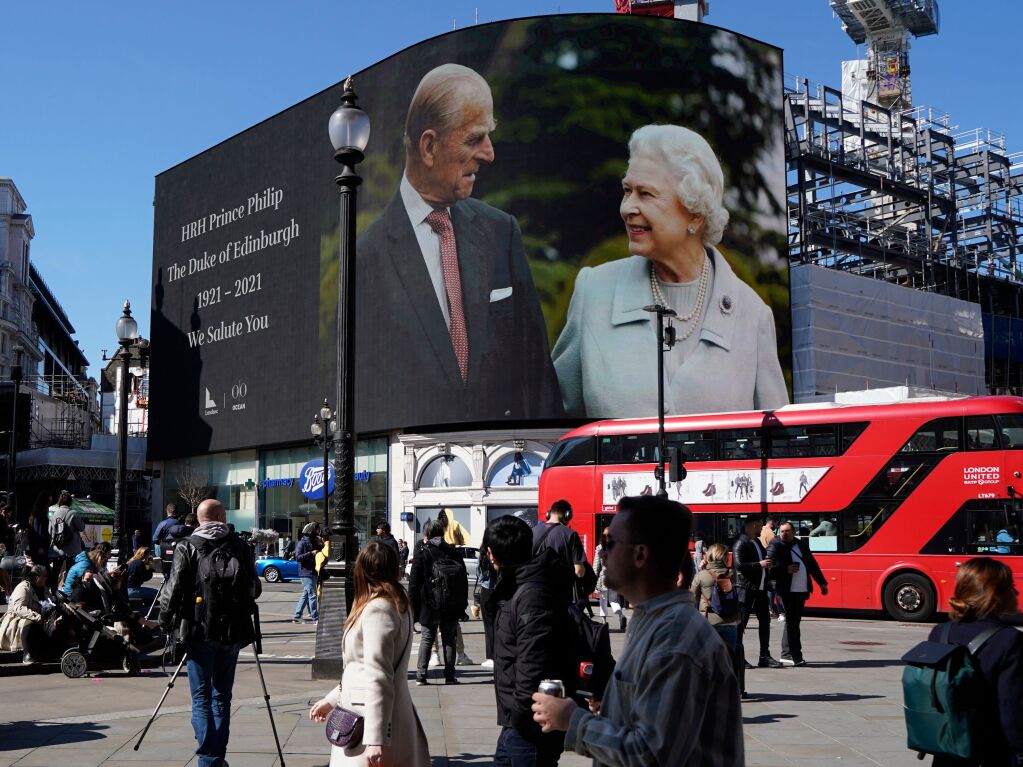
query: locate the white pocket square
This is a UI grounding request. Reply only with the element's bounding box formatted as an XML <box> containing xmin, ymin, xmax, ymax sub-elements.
<box><xmin>489</xmin><ymin>287</ymin><xmax>513</xmax><ymax>302</ymax></box>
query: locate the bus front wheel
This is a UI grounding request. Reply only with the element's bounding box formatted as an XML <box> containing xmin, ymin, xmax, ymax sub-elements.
<box><xmin>882</xmin><ymin>572</ymin><xmax>935</xmax><ymax>622</ymax></box>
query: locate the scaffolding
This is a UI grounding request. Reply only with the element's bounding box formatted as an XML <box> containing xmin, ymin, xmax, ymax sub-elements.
<box><xmin>786</xmin><ymin>76</ymin><xmax>1023</xmax><ymax>393</ymax></box>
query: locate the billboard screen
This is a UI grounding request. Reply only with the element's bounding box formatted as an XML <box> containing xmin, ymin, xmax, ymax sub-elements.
<box><xmin>149</xmin><ymin>14</ymin><xmax>788</xmax><ymax>459</ymax></box>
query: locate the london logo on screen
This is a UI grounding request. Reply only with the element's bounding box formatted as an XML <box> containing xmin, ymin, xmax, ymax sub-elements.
<box><xmin>300</xmin><ymin>459</ymin><xmax>335</xmax><ymax>500</ymax></box>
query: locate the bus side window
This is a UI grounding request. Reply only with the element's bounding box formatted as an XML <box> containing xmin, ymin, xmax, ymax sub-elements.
<box><xmin>965</xmin><ymin>416</ymin><xmax>999</xmax><ymax>451</ymax></box>
<box><xmin>995</xmin><ymin>413</ymin><xmax>1023</xmax><ymax>450</ymax></box>
<box><xmin>546</xmin><ymin>437</ymin><xmax>597</xmax><ymax>468</ymax></box>
<box><xmin>967</xmin><ymin>503</ymin><xmax>1021</xmax><ymax>555</ymax></box>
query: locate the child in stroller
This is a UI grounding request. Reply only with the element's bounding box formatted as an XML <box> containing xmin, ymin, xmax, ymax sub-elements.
<box><xmin>55</xmin><ymin>542</ymin><xmax>162</xmax><ymax>677</ymax></box>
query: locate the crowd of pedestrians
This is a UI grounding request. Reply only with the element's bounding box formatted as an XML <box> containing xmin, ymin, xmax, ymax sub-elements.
<box><xmin>3</xmin><ymin>486</ymin><xmax>1020</xmax><ymax>767</ymax></box>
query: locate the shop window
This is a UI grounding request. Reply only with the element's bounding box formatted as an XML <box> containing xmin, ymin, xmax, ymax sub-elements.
<box><xmin>486</xmin><ymin>506</ymin><xmax>538</xmax><ymax>528</ymax></box>
<box><xmin>419</xmin><ymin>454</ymin><xmax>472</xmax><ymax>489</ymax></box>
<box><xmin>488</xmin><ymin>451</ymin><xmax>543</xmax><ymax>487</ymax></box>
<box><xmin>965</xmin><ymin>415</ymin><xmax>1000</xmax><ymax>451</ymax></box>
<box><xmin>414</xmin><ymin>506</ymin><xmax>472</xmax><ymax>544</ymax></box>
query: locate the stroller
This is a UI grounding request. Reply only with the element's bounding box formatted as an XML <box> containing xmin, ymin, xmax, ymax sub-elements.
<box><xmin>52</xmin><ymin>567</ymin><xmax>162</xmax><ymax>678</ymax></box>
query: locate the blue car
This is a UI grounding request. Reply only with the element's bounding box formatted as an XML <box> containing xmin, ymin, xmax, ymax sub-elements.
<box><xmin>255</xmin><ymin>556</ymin><xmax>301</xmax><ymax>583</ymax></box>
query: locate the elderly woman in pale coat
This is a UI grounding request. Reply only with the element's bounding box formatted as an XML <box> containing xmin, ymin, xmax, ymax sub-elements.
<box><xmin>553</xmin><ymin>124</ymin><xmax>788</xmax><ymax>418</ymax></box>
<box><xmin>310</xmin><ymin>541</ymin><xmax>429</xmax><ymax>767</ymax></box>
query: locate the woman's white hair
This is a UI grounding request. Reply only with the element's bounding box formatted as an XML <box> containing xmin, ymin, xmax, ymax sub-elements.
<box><xmin>627</xmin><ymin>124</ymin><xmax>729</xmax><ymax>246</ymax></box>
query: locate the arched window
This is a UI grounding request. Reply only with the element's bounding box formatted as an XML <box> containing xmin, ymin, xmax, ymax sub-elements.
<box><xmin>419</xmin><ymin>454</ymin><xmax>472</xmax><ymax>489</ymax></box>
<box><xmin>487</xmin><ymin>451</ymin><xmax>543</xmax><ymax>488</ymax></box>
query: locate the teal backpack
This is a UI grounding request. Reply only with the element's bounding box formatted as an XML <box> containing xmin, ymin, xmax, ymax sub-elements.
<box><xmin>901</xmin><ymin>622</ymin><xmax>1002</xmax><ymax>761</ymax></box>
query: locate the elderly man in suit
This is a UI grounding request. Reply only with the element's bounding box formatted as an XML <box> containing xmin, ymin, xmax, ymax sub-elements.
<box><xmin>766</xmin><ymin>522</ymin><xmax>829</xmax><ymax>666</ymax></box>
<box><xmin>355</xmin><ymin>64</ymin><xmax>562</xmax><ymax>432</ymax></box>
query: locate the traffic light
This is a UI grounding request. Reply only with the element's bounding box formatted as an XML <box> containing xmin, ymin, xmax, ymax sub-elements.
<box><xmin>668</xmin><ymin>446</ymin><xmax>686</xmax><ymax>482</ymax></box>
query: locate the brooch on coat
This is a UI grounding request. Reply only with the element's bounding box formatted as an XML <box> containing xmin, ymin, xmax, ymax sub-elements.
<box><xmin>719</xmin><ymin>295</ymin><xmax>734</xmax><ymax>315</ymax></box>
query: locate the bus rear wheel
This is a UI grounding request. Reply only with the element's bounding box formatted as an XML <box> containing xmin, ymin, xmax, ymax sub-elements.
<box><xmin>882</xmin><ymin>572</ymin><xmax>935</xmax><ymax>622</ymax></box>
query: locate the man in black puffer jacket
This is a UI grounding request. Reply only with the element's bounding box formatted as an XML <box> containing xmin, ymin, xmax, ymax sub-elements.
<box><xmin>486</xmin><ymin>514</ymin><xmax>575</xmax><ymax>767</ymax></box>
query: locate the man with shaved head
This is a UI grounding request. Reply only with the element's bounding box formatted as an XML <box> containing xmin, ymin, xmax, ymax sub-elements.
<box><xmin>160</xmin><ymin>499</ymin><xmax>261</xmax><ymax>767</ymax></box>
<box><xmin>355</xmin><ymin>63</ymin><xmax>562</xmax><ymax>431</ymax></box>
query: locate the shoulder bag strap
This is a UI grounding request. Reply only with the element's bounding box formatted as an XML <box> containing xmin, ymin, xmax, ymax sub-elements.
<box><xmin>536</xmin><ymin>523</ymin><xmax>556</xmax><ymax>552</ymax></box>
<box><xmin>966</xmin><ymin>625</ymin><xmax>1004</xmax><ymax>655</ymax></box>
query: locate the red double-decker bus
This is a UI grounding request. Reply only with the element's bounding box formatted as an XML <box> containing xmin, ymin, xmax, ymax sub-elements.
<box><xmin>538</xmin><ymin>396</ymin><xmax>1023</xmax><ymax>621</ymax></box>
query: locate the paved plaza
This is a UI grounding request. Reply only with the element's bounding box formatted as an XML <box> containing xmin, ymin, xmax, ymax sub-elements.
<box><xmin>0</xmin><ymin>578</ymin><xmax>941</xmax><ymax>766</ymax></box>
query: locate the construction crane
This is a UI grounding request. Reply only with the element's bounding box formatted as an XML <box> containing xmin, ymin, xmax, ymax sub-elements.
<box><xmin>830</xmin><ymin>0</ymin><xmax>940</xmax><ymax>109</ymax></box>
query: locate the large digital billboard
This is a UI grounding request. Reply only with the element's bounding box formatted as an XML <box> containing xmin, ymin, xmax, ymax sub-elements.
<box><xmin>149</xmin><ymin>14</ymin><xmax>788</xmax><ymax>460</ymax></box>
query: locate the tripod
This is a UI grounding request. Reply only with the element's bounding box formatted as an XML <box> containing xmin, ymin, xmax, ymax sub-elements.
<box><xmin>133</xmin><ymin>609</ymin><xmax>286</xmax><ymax>766</ymax></box>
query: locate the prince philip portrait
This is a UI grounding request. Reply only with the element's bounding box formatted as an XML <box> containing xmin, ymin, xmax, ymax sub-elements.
<box><xmin>355</xmin><ymin>63</ymin><xmax>562</xmax><ymax>431</ymax></box>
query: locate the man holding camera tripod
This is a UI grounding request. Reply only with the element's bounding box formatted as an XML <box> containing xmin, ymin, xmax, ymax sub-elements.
<box><xmin>159</xmin><ymin>499</ymin><xmax>261</xmax><ymax>767</ymax></box>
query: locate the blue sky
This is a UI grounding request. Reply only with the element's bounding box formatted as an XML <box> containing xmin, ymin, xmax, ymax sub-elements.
<box><xmin>3</xmin><ymin>0</ymin><xmax>1020</xmax><ymax>373</ymax></box>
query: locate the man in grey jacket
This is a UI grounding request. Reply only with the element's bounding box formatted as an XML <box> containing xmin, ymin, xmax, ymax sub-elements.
<box><xmin>532</xmin><ymin>495</ymin><xmax>743</xmax><ymax>767</ymax></box>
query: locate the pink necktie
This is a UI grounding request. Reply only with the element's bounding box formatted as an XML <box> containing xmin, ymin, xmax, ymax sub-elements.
<box><xmin>425</xmin><ymin>210</ymin><xmax>469</xmax><ymax>383</ymax></box>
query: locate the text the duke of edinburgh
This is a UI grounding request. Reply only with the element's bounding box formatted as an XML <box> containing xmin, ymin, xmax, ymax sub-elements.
<box><xmin>165</xmin><ymin>186</ymin><xmax>299</xmax><ymax>350</ymax></box>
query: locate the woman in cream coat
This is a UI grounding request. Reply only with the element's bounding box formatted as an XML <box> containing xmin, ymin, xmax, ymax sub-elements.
<box><xmin>553</xmin><ymin>124</ymin><xmax>788</xmax><ymax>418</ymax></box>
<box><xmin>0</xmin><ymin>565</ymin><xmax>46</xmax><ymax>654</ymax></box>
<box><xmin>310</xmin><ymin>542</ymin><xmax>429</xmax><ymax>767</ymax></box>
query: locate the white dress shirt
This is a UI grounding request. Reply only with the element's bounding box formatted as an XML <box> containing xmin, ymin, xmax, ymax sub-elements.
<box><xmin>790</xmin><ymin>541</ymin><xmax>809</xmax><ymax>593</ymax></box>
<box><xmin>400</xmin><ymin>174</ymin><xmax>451</xmax><ymax>329</ymax></box>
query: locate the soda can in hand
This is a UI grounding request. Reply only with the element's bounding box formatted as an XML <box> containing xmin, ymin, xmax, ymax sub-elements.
<box><xmin>538</xmin><ymin>679</ymin><xmax>565</xmax><ymax>698</ymax></box>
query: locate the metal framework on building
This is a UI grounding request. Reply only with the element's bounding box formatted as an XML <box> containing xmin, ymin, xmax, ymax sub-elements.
<box><xmin>785</xmin><ymin>77</ymin><xmax>1023</xmax><ymax>392</ymax></box>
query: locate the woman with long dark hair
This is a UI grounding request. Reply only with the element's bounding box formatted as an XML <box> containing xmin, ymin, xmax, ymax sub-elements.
<box><xmin>310</xmin><ymin>541</ymin><xmax>429</xmax><ymax>766</ymax></box>
<box><xmin>927</xmin><ymin>557</ymin><xmax>1023</xmax><ymax>766</ymax></box>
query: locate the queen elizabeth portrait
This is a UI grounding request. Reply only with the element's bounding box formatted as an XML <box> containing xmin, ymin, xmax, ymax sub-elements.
<box><xmin>552</xmin><ymin>124</ymin><xmax>788</xmax><ymax>418</ymax></box>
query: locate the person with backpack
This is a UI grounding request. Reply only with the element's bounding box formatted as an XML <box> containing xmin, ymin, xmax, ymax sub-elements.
<box><xmin>159</xmin><ymin>499</ymin><xmax>261</xmax><ymax>767</ymax></box>
<box><xmin>532</xmin><ymin>495</ymin><xmax>743</xmax><ymax>766</ymax></box>
<box><xmin>409</xmin><ymin>520</ymin><xmax>468</xmax><ymax>685</ymax></box>
<box><xmin>292</xmin><ymin>523</ymin><xmax>321</xmax><ymax>624</ymax></box>
<box><xmin>48</xmin><ymin>490</ymin><xmax>84</xmax><ymax>586</ymax></box>
<box><xmin>690</xmin><ymin>543</ymin><xmax>741</xmax><ymax>681</ymax></box>
<box><xmin>902</xmin><ymin>557</ymin><xmax>1023</xmax><ymax>766</ymax></box>
<box><xmin>486</xmin><ymin>513</ymin><xmax>575</xmax><ymax>767</ymax></box>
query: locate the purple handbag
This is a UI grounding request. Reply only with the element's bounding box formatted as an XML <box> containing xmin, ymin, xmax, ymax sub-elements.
<box><xmin>324</xmin><ymin>611</ymin><xmax>412</xmax><ymax>748</ymax></box>
<box><xmin>325</xmin><ymin>705</ymin><xmax>364</xmax><ymax>748</ymax></box>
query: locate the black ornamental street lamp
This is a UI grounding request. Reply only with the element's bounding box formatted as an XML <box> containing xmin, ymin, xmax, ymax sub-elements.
<box><xmin>310</xmin><ymin>399</ymin><xmax>338</xmax><ymax>530</ymax></box>
<box><xmin>644</xmin><ymin>304</ymin><xmax>677</xmax><ymax>498</ymax></box>
<box><xmin>114</xmin><ymin>300</ymin><xmax>138</xmax><ymax>564</ymax></box>
<box><xmin>313</xmin><ymin>76</ymin><xmax>369</xmax><ymax>680</ymax></box>
<box><xmin>6</xmin><ymin>343</ymin><xmax>23</xmax><ymax>514</ymax></box>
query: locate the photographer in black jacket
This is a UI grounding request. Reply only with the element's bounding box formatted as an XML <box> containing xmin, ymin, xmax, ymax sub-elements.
<box><xmin>159</xmin><ymin>499</ymin><xmax>261</xmax><ymax>767</ymax></box>
<box><xmin>487</xmin><ymin>514</ymin><xmax>574</xmax><ymax>767</ymax></box>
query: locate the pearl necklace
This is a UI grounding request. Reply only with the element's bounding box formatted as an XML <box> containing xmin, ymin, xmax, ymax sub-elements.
<box><xmin>649</xmin><ymin>256</ymin><xmax>709</xmax><ymax>342</ymax></box>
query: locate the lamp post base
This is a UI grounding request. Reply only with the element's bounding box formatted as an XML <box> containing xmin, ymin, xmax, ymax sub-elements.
<box><xmin>311</xmin><ymin>535</ymin><xmax>353</xmax><ymax>681</ymax></box>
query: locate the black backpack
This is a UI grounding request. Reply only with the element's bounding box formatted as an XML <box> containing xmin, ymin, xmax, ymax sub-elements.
<box><xmin>567</xmin><ymin>601</ymin><xmax>616</xmax><ymax>700</ymax></box>
<box><xmin>192</xmin><ymin>535</ymin><xmax>253</xmax><ymax>643</ymax></box>
<box><xmin>51</xmin><ymin>512</ymin><xmax>72</xmax><ymax>548</ymax></box>
<box><xmin>426</xmin><ymin>545</ymin><xmax>468</xmax><ymax>619</ymax></box>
